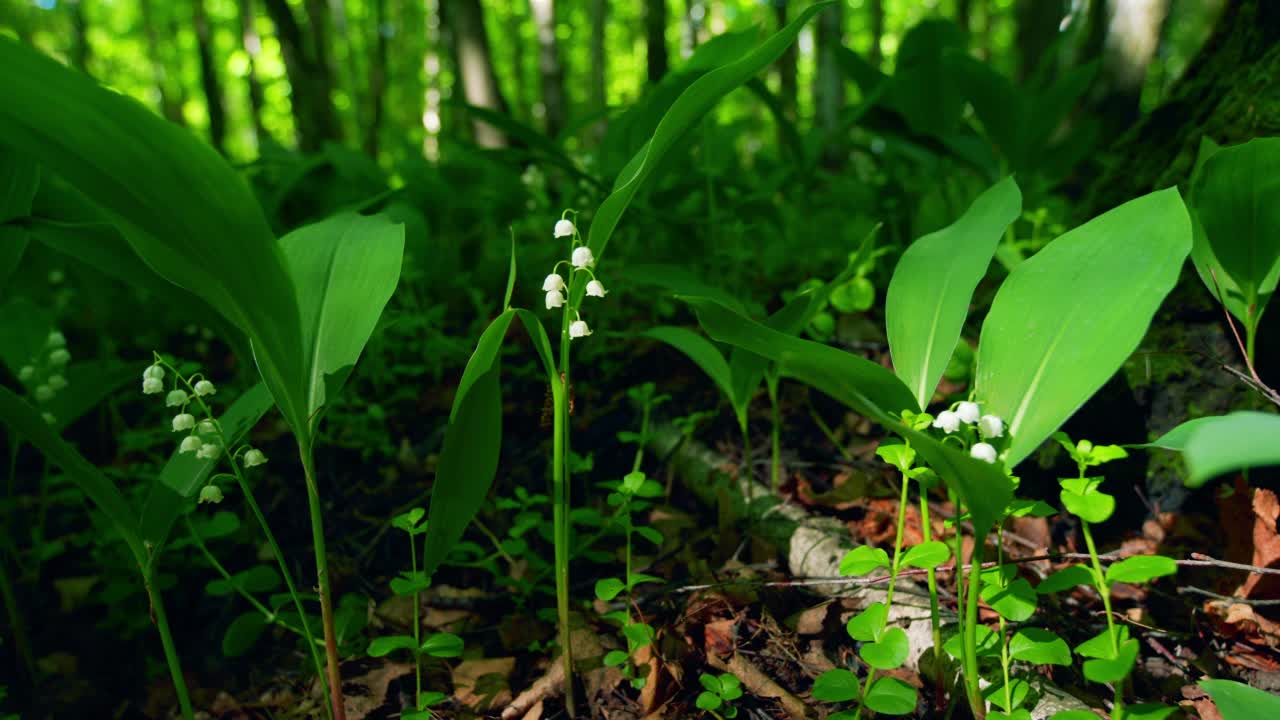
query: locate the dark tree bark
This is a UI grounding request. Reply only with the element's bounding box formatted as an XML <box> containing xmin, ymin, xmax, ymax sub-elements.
<box><xmin>530</xmin><ymin>0</ymin><xmax>567</xmax><ymax>137</ymax></box>
<box><xmin>140</xmin><ymin>0</ymin><xmax>186</xmax><ymax>125</ymax></box>
<box><xmin>365</xmin><ymin>0</ymin><xmax>389</xmax><ymax>156</ymax></box>
<box><xmin>868</xmin><ymin>0</ymin><xmax>884</xmax><ymax>67</ymax></box>
<box><xmin>957</xmin><ymin>0</ymin><xmax>972</xmax><ymax>33</ymax></box>
<box><xmin>645</xmin><ymin>0</ymin><xmax>669</xmax><ymax>84</ymax></box>
<box><xmin>813</xmin><ymin>0</ymin><xmax>845</xmax><ymax>158</ymax></box>
<box><xmin>1015</xmin><ymin>0</ymin><xmax>1065</xmax><ymax>80</ymax></box>
<box><xmin>507</xmin><ymin>2</ymin><xmax>531</xmax><ymax>118</ymax></box>
<box><xmin>237</xmin><ymin>0</ymin><xmax>268</xmax><ymax>142</ymax></box>
<box><xmin>774</xmin><ymin>1</ymin><xmax>797</xmax><ymax>119</ymax></box>
<box><xmin>1089</xmin><ymin>0</ymin><xmax>1171</xmax><ymax>136</ymax></box>
<box><xmin>1085</xmin><ymin>0</ymin><xmax>1278</xmax><ymax>217</ymax></box>
<box><xmin>262</xmin><ymin>0</ymin><xmax>342</xmax><ymax>150</ymax></box>
<box><xmin>193</xmin><ymin>0</ymin><xmax>227</xmax><ymax>152</ymax></box>
<box><xmin>68</xmin><ymin>0</ymin><xmax>92</xmax><ymax>73</ymax></box>
<box><xmin>590</xmin><ymin>0</ymin><xmax>608</xmax><ymax>113</ymax></box>
<box><xmin>446</xmin><ymin>0</ymin><xmax>511</xmax><ymax>147</ymax></box>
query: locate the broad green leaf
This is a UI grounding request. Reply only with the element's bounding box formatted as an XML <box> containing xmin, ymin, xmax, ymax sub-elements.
<box><xmin>976</xmin><ymin>188</ymin><xmax>1191</xmax><ymax>467</ymax></box>
<box><xmin>811</xmin><ymin>668</ymin><xmax>860</xmax><ymax>702</ymax></box>
<box><xmin>139</xmin><ymin>384</ymin><xmax>274</xmax><ymax>551</ymax></box>
<box><xmin>1167</xmin><ymin>412</ymin><xmax>1280</xmax><ymax>487</ymax></box>
<box><xmin>1132</xmin><ymin>416</ymin><xmax>1221</xmax><ymax>452</ymax></box>
<box><xmin>420</xmin><ymin>632</ymin><xmax>463</xmax><ymax>658</ymax></box>
<box><xmin>981</xmin><ymin>578</ymin><xmax>1038</xmax><ymax>621</ymax></box>
<box><xmin>278</xmin><ymin>212</ymin><xmax>404</xmax><ymax>438</ymax></box>
<box><xmin>864</xmin><ymin>676</ymin><xmax>918</xmax><ymax>716</ymax></box>
<box><xmin>860</xmin><ymin>626</ymin><xmax>910</xmax><ymax>670</ymax></box>
<box><xmin>1191</xmin><ymin>138</ymin><xmax>1280</xmax><ymax>314</ymax></box>
<box><xmin>1125</xmin><ymin>703</ymin><xmax>1179</xmax><ymax>720</ymax></box>
<box><xmin>900</xmin><ymin>541</ymin><xmax>951</xmax><ymax>570</ymax></box>
<box><xmin>0</xmin><ymin>225</ymin><xmax>26</xmax><ymax>295</ymax></box>
<box><xmin>1009</xmin><ymin>628</ymin><xmax>1072</xmax><ymax>666</ymax></box>
<box><xmin>840</xmin><ymin>546</ymin><xmax>890</xmax><ymax>576</ymax></box>
<box><xmin>1185</xmin><ymin>138</ymin><xmax>1250</xmax><ymax>324</ymax></box>
<box><xmin>1082</xmin><ymin>638</ymin><xmax>1139</xmax><ymax>683</ymax></box>
<box><xmin>887</xmin><ymin>176</ymin><xmax>1021</xmax><ymax>407</ymax></box>
<box><xmin>581</xmin><ymin>2</ymin><xmax>831</xmax><ymax>282</ymax></box>
<box><xmin>643</xmin><ymin>326</ymin><xmax>737</xmax><ymax>409</ymax></box>
<box><xmin>0</xmin><ymin>385</ymin><xmax>143</xmax><ymax>559</ymax></box>
<box><xmin>0</xmin><ymin>145</ymin><xmax>39</xmax><ymax>222</ymax></box>
<box><xmin>1060</xmin><ymin>487</ymin><xmax>1115</xmax><ymax>524</ymax></box>
<box><xmin>1076</xmin><ymin>626</ymin><xmax>1129</xmax><ymax>660</ymax></box>
<box><xmin>595</xmin><ymin>578</ymin><xmax>625</xmax><ymax>602</ymax></box>
<box><xmin>1200</xmin><ymin>678</ymin><xmax>1280</xmax><ymax>720</ymax></box>
<box><xmin>1105</xmin><ymin>555</ymin><xmax>1177</xmax><ymax>586</ymax></box>
<box><xmin>1036</xmin><ymin>565</ymin><xmax>1096</xmax><ymax>594</ymax></box>
<box><xmin>847</xmin><ymin>602</ymin><xmax>888</xmax><ymax>642</ymax></box>
<box><xmin>221</xmin><ymin>612</ymin><xmax>268</xmax><ymax>657</ymax></box>
<box><xmin>367</xmin><ymin>634</ymin><xmax>418</xmax><ymax>657</ymax></box>
<box><xmin>0</xmin><ymin>38</ymin><xmax>307</xmax><ymax>437</ymax></box>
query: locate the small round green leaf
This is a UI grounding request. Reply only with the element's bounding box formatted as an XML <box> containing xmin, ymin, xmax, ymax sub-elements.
<box><xmin>900</xmin><ymin>540</ymin><xmax>951</xmax><ymax>569</ymax></box>
<box><xmin>981</xmin><ymin>578</ymin><xmax>1038</xmax><ymax>621</ymax></box>
<box><xmin>221</xmin><ymin>612</ymin><xmax>267</xmax><ymax>657</ymax></box>
<box><xmin>1060</xmin><ymin>487</ymin><xmax>1116</xmax><ymax>523</ymax></box>
<box><xmin>696</xmin><ymin>691</ymin><xmax>722</xmax><ymax>711</ymax></box>
<box><xmin>1105</xmin><ymin>555</ymin><xmax>1177</xmax><ymax>586</ymax></box>
<box><xmin>864</xmin><ymin>676</ymin><xmax>918</xmax><ymax>715</ymax></box>
<box><xmin>367</xmin><ymin>634</ymin><xmax>418</xmax><ymax>657</ymax></box>
<box><xmin>603</xmin><ymin>650</ymin><xmax>629</xmax><ymax>668</ymax></box>
<box><xmin>595</xmin><ymin>577</ymin><xmax>626</xmax><ymax>602</ymax></box>
<box><xmin>1009</xmin><ymin>628</ymin><xmax>1071</xmax><ymax>666</ymax></box>
<box><xmin>811</xmin><ymin>668</ymin><xmax>860</xmax><ymax>703</ymax></box>
<box><xmin>840</xmin><ymin>546</ymin><xmax>891</xmax><ymax>576</ymax></box>
<box><xmin>1082</xmin><ymin>638</ymin><xmax>1139</xmax><ymax>683</ymax></box>
<box><xmin>860</xmin><ymin>626</ymin><xmax>910</xmax><ymax>670</ymax></box>
<box><xmin>1036</xmin><ymin>564</ymin><xmax>1096</xmax><ymax>594</ymax></box>
<box><xmin>420</xmin><ymin>632</ymin><xmax>464</xmax><ymax>658</ymax></box>
<box><xmin>846</xmin><ymin>602</ymin><xmax>889</xmax><ymax>642</ymax></box>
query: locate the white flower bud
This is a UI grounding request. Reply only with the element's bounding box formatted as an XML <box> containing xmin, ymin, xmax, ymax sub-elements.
<box><xmin>196</xmin><ymin>443</ymin><xmax>220</xmax><ymax>460</ymax></box>
<box><xmin>18</xmin><ymin>366</ymin><xmax>35</xmax><ymax>383</ymax></box>
<box><xmin>142</xmin><ymin>377</ymin><xmax>164</xmax><ymax>395</ymax></box>
<box><xmin>172</xmin><ymin>413</ymin><xmax>196</xmax><ymax>432</ymax></box>
<box><xmin>586</xmin><ymin>280</ymin><xmax>607</xmax><ymax>298</ymax></box>
<box><xmin>569</xmin><ymin>320</ymin><xmax>592</xmax><ymax>339</ymax></box>
<box><xmin>34</xmin><ymin>385</ymin><xmax>54</xmax><ymax>403</ymax></box>
<box><xmin>554</xmin><ymin>218</ymin><xmax>576</xmax><ymax>238</ymax></box>
<box><xmin>545</xmin><ymin>290</ymin><xmax>566</xmax><ymax>310</ymax></box>
<box><xmin>165</xmin><ymin>389</ymin><xmax>188</xmax><ymax>407</ymax></box>
<box><xmin>571</xmin><ymin>246</ymin><xmax>595</xmax><ymax>268</ymax></box>
<box><xmin>143</xmin><ymin>364</ymin><xmax>165</xmax><ymax>381</ymax></box>
<box><xmin>193</xmin><ymin>380</ymin><xmax>216</xmax><ymax>397</ymax></box>
<box><xmin>197</xmin><ymin>420</ymin><xmax>218</xmax><ymax>435</ymax></box>
<box><xmin>542</xmin><ymin>273</ymin><xmax>566</xmax><ymax>292</ymax></box>
<box><xmin>978</xmin><ymin>414</ymin><xmax>1004</xmax><ymax>439</ymax></box>
<box><xmin>198</xmin><ymin>485</ymin><xmax>224</xmax><ymax>504</ymax></box>
<box><xmin>970</xmin><ymin>442</ymin><xmax>998</xmax><ymax>463</ymax></box>
<box><xmin>932</xmin><ymin>410</ymin><xmax>961</xmax><ymax>434</ymax></box>
<box><xmin>46</xmin><ymin>331</ymin><xmax>65</xmax><ymax>348</ymax></box>
<box><xmin>179</xmin><ymin>436</ymin><xmax>203</xmax><ymax>454</ymax></box>
<box><xmin>955</xmin><ymin>401</ymin><xmax>981</xmax><ymax>424</ymax></box>
<box><xmin>48</xmin><ymin>349</ymin><xmax>71</xmax><ymax>366</ymax></box>
<box><xmin>242</xmin><ymin>448</ymin><xmax>267</xmax><ymax>467</ymax></box>
<box><xmin>47</xmin><ymin>374</ymin><xmax>68</xmax><ymax>391</ymax></box>
<box><xmin>41</xmin><ymin>412</ymin><xmax>56</xmax><ymax>426</ymax></box>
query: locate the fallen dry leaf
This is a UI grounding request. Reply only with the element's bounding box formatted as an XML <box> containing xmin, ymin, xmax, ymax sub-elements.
<box><xmin>452</xmin><ymin>656</ymin><xmax>516</xmax><ymax>711</ymax></box>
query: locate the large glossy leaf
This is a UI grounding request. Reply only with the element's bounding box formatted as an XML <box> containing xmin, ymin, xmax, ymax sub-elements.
<box><xmin>1186</xmin><ymin>139</ymin><xmax>1248</xmax><ymax>324</ymax></box>
<box><xmin>686</xmin><ymin>296</ymin><xmax>1013</xmax><ymax>531</ymax></box>
<box><xmin>278</xmin><ymin>212</ymin><xmax>404</xmax><ymax>438</ymax></box>
<box><xmin>1147</xmin><ymin>412</ymin><xmax>1280</xmax><ymax>487</ymax></box>
<box><xmin>0</xmin><ymin>39</ymin><xmax>307</xmax><ymax>436</ymax></box>
<box><xmin>975</xmin><ymin>188</ymin><xmax>1191</xmax><ymax>467</ymax></box>
<box><xmin>1191</xmin><ymin>138</ymin><xmax>1280</xmax><ymax>315</ymax></box>
<box><xmin>643</xmin><ymin>326</ymin><xmax>738</xmax><ymax>410</ymax></box>
<box><xmin>0</xmin><ymin>225</ymin><xmax>27</xmax><ymax>295</ymax></box>
<box><xmin>0</xmin><ymin>144</ymin><xmax>39</xmax><ymax>222</ymax></box>
<box><xmin>139</xmin><ymin>384</ymin><xmax>276</xmax><ymax>552</ymax></box>
<box><xmin>0</xmin><ymin>385</ymin><xmax>143</xmax><ymax>560</ymax></box>
<box><xmin>1200</xmin><ymin>678</ymin><xmax>1280</xmax><ymax>720</ymax></box>
<box><xmin>581</xmin><ymin>2</ymin><xmax>830</xmax><ymax>283</ymax></box>
<box><xmin>887</xmin><ymin>176</ymin><xmax>1021</xmax><ymax>407</ymax></box>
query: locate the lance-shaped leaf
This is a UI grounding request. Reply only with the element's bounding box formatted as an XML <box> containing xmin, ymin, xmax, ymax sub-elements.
<box><xmin>975</xmin><ymin>188</ymin><xmax>1191</xmax><ymax>467</ymax></box>
<box><xmin>887</xmin><ymin>176</ymin><xmax>1021</xmax><ymax>408</ymax></box>
<box><xmin>1139</xmin><ymin>412</ymin><xmax>1280</xmax><ymax>487</ymax></box>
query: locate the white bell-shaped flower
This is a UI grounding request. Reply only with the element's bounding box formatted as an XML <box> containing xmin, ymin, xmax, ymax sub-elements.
<box><xmin>197</xmin><ymin>443</ymin><xmax>220</xmax><ymax>460</ymax></box>
<box><xmin>18</xmin><ymin>366</ymin><xmax>34</xmax><ymax>383</ymax></box>
<box><xmin>194</xmin><ymin>380</ymin><xmax>216</xmax><ymax>397</ymax></box>
<box><xmin>166</xmin><ymin>389</ymin><xmax>189</xmax><ymax>407</ymax></box>
<box><xmin>545</xmin><ymin>290</ymin><xmax>566</xmax><ymax>310</ymax></box>
<box><xmin>932</xmin><ymin>410</ymin><xmax>961</xmax><ymax>434</ymax></box>
<box><xmin>179</xmin><ymin>436</ymin><xmax>203</xmax><ymax>454</ymax></box>
<box><xmin>198</xmin><ymin>485</ymin><xmax>224</xmax><ymax>504</ymax></box>
<box><xmin>569</xmin><ymin>320</ymin><xmax>592</xmax><ymax>339</ymax></box>
<box><xmin>49</xmin><ymin>349</ymin><xmax>70</xmax><ymax>366</ymax></box>
<box><xmin>143</xmin><ymin>364</ymin><xmax>165</xmax><ymax>382</ymax></box>
<box><xmin>172</xmin><ymin>413</ymin><xmax>196</xmax><ymax>432</ymax></box>
<box><xmin>46</xmin><ymin>331</ymin><xmax>65</xmax><ymax>348</ymax></box>
<box><xmin>142</xmin><ymin>377</ymin><xmax>164</xmax><ymax>395</ymax></box>
<box><xmin>243</xmin><ymin>448</ymin><xmax>268</xmax><ymax>467</ymax></box>
<box><xmin>970</xmin><ymin>442</ymin><xmax>998</xmax><ymax>463</ymax></box>
<box><xmin>34</xmin><ymin>385</ymin><xmax>54</xmax><ymax>403</ymax></box>
<box><xmin>586</xmin><ymin>280</ymin><xmax>607</xmax><ymax>298</ymax></box>
<box><xmin>571</xmin><ymin>246</ymin><xmax>595</xmax><ymax>268</ymax></box>
<box><xmin>47</xmin><ymin>375</ymin><xmax>68</xmax><ymax>391</ymax></box>
<box><xmin>554</xmin><ymin>218</ymin><xmax>576</xmax><ymax>238</ymax></box>
<box><xmin>978</xmin><ymin>414</ymin><xmax>1004</xmax><ymax>439</ymax></box>
<box><xmin>542</xmin><ymin>273</ymin><xmax>566</xmax><ymax>292</ymax></box>
<box><xmin>197</xmin><ymin>419</ymin><xmax>218</xmax><ymax>435</ymax></box>
<box><xmin>955</xmin><ymin>401</ymin><xmax>981</xmax><ymax>424</ymax></box>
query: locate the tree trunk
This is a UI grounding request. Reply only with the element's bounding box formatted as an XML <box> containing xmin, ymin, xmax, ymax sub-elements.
<box><xmin>1089</xmin><ymin>0</ymin><xmax>1171</xmax><ymax>135</ymax></box>
<box><xmin>68</xmin><ymin>0</ymin><xmax>92</xmax><ymax>74</ymax></box>
<box><xmin>262</xmin><ymin>0</ymin><xmax>342</xmax><ymax>150</ymax></box>
<box><xmin>140</xmin><ymin>0</ymin><xmax>186</xmax><ymax>125</ymax></box>
<box><xmin>957</xmin><ymin>0</ymin><xmax>972</xmax><ymax>33</ymax></box>
<box><xmin>1084</xmin><ymin>0</ymin><xmax>1278</xmax><ymax>217</ymax></box>
<box><xmin>446</xmin><ymin>0</ymin><xmax>510</xmax><ymax>147</ymax></box>
<box><xmin>530</xmin><ymin>0</ymin><xmax>567</xmax><ymax>137</ymax></box>
<box><xmin>193</xmin><ymin>0</ymin><xmax>227</xmax><ymax>152</ymax></box>
<box><xmin>645</xmin><ymin>0</ymin><xmax>669</xmax><ymax>84</ymax></box>
<box><xmin>237</xmin><ymin>0</ymin><xmax>268</xmax><ymax>143</ymax></box>
<box><xmin>365</xmin><ymin>0</ymin><xmax>389</xmax><ymax>156</ymax></box>
<box><xmin>868</xmin><ymin>0</ymin><xmax>884</xmax><ymax>68</ymax></box>
<box><xmin>813</xmin><ymin>0</ymin><xmax>845</xmax><ymax>161</ymax></box>
<box><xmin>590</xmin><ymin>0</ymin><xmax>608</xmax><ymax>113</ymax></box>
<box><xmin>1015</xmin><ymin>0</ymin><xmax>1065</xmax><ymax>81</ymax></box>
<box><xmin>774</xmin><ymin>1</ymin><xmax>797</xmax><ymax>119</ymax></box>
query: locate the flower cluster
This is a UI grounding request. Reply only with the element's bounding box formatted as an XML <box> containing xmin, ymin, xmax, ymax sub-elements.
<box><xmin>17</xmin><ymin>330</ymin><xmax>71</xmax><ymax>425</ymax></box>
<box><xmin>542</xmin><ymin>213</ymin><xmax>605</xmax><ymax>340</ymax></box>
<box><xmin>928</xmin><ymin>400</ymin><xmax>1006</xmax><ymax>464</ymax></box>
<box><xmin>140</xmin><ymin>355</ymin><xmax>266</xmax><ymax>504</ymax></box>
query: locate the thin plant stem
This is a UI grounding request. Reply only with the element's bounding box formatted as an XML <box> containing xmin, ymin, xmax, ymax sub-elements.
<box><xmin>854</xmin><ymin>473</ymin><xmax>912</xmax><ymax>720</ymax></box>
<box><xmin>0</xmin><ymin>541</ymin><xmax>34</xmax><ymax>681</ymax></box>
<box><xmin>551</xmin><ymin>371</ymin><xmax>575</xmax><ymax>717</ymax></box>
<box><xmin>808</xmin><ymin>400</ymin><xmax>854</xmax><ymax>461</ymax></box>
<box><xmin>996</xmin><ymin>528</ymin><xmax>1012</xmax><ymax>713</ymax></box>
<box><xmin>963</xmin><ymin>532</ymin><xmax>986</xmax><ymax>720</ymax></box>
<box><xmin>301</xmin><ymin>446</ymin><xmax>347</xmax><ymax>720</ymax></box>
<box><xmin>919</xmin><ymin>492</ymin><xmax>944</xmax><ymax>708</ymax></box>
<box><xmin>767</xmin><ymin>375</ymin><xmax>781</xmax><ymax>492</ymax></box>
<box><xmin>1080</xmin><ymin>522</ymin><xmax>1117</xmax><ymax>654</ymax></box>
<box><xmin>410</xmin><ymin>530</ymin><xmax>422</xmax><ymax>705</ymax></box>
<box><xmin>144</xmin><ymin>571</ymin><xmax>195</xmax><ymax>720</ymax></box>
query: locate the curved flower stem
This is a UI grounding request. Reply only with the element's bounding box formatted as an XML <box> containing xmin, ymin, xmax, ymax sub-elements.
<box><xmin>963</xmin><ymin>535</ymin><xmax>986</xmax><ymax>720</ymax></box>
<box><xmin>766</xmin><ymin>375</ymin><xmax>782</xmax><ymax>493</ymax></box>
<box><xmin>996</xmin><ymin>528</ymin><xmax>1012</xmax><ymax>713</ymax></box>
<box><xmin>553</xmin><ymin>298</ymin><xmax>576</xmax><ymax>717</ymax></box>
<box><xmin>144</xmin><ymin>570</ymin><xmax>195</xmax><ymax>720</ymax></box>
<box><xmin>300</xmin><ymin>445</ymin><xmax>347</xmax><ymax>720</ymax></box>
<box><xmin>919</xmin><ymin>492</ymin><xmax>944</xmax><ymax>709</ymax></box>
<box><xmin>854</xmin><ymin>469</ymin><xmax>913</xmax><ymax>720</ymax></box>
